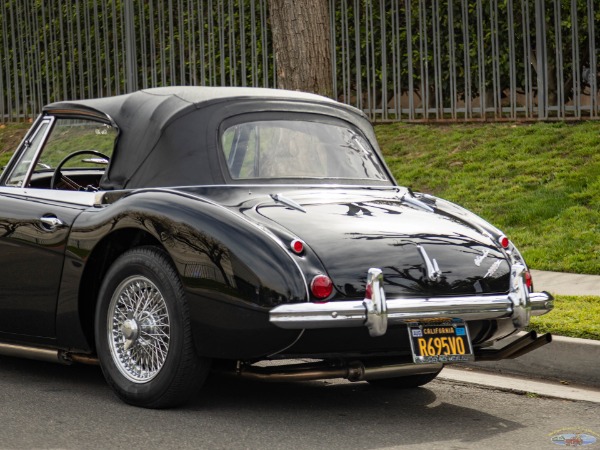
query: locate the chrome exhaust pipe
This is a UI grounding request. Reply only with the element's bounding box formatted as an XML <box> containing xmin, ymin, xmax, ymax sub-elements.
<box><xmin>475</xmin><ymin>331</ymin><xmax>552</xmax><ymax>361</ymax></box>
<box><xmin>228</xmin><ymin>360</ymin><xmax>443</xmax><ymax>383</ymax></box>
<box><xmin>0</xmin><ymin>342</ymin><xmax>99</xmax><ymax>366</ymax></box>
<box><xmin>508</xmin><ymin>333</ymin><xmax>552</xmax><ymax>359</ymax></box>
<box><xmin>0</xmin><ymin>342</ymin><xmax>70</xmax><ymax>365</ymax></box>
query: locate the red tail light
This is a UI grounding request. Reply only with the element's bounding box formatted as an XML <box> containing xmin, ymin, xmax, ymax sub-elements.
<box><xmin>290</xmin><ymin>239</ymin><xmax>305</xmax><ymax>255</ymax></box>
<box><xmin>499</xmin><ymin>235</ymin><xmax>509</xmax><ymax>249</ymax></box>
<box><xmin>311</xmin><ymin>274</ymin><xmax>333</xmax><ymax>299</ymax></box>
<box><xmin>525</xmin><ymin>270</ymin><xmax>532</xmax><ymax>290</ymax></box>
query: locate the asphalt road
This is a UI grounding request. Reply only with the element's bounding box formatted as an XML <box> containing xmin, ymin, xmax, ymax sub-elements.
<box><xmin>0</xmin><ymin>357</ymin><xmax>599</xmax><ymax>449</ymax></box>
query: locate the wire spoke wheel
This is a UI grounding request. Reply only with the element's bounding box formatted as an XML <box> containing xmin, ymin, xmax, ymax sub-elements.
<box><xmin>108</xmin><ymin>276</ymin><xmax>171</xmax><ymax>383</ymax></box>
<box><xmin>96</xmin><ymin>247</ymin><xmax>210</xmax><ymax>408</ymax></box>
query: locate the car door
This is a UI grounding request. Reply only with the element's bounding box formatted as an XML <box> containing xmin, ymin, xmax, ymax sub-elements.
<box><xmin>0</xmin><ymin>115</ymin><xmax>116</xmax><ymax>338</ymax></box>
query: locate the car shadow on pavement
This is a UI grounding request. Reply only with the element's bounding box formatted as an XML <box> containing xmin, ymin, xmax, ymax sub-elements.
<box><xmin>0</xmin><ymin>357</ymin><xmax>525</xmax><ymax>449</ymax></box>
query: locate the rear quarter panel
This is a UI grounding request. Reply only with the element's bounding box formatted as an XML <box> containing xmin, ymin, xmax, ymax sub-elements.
<box><xmin>59</xmin><ymin>189</ymin><xmax>307</xmax><ymax>358</ymax></box>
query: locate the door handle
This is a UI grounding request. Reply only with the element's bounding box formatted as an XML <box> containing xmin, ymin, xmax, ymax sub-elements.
<box><xmin>40</xmin><ymin>215</ymin><xmax>65</xmax><ymax>231</ymax></box>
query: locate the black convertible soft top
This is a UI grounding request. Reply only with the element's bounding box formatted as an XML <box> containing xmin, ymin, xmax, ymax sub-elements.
<box><xmin>43</xmin><ymin>87</ymin><xmax>374</xmax><ymax>190</ymax></box>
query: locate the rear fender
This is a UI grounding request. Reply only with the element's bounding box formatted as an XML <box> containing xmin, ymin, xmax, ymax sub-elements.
<box><xmin>57</xmin><ymin>190</ymin><xmax>308</xmax><ymax>357</ymax></box>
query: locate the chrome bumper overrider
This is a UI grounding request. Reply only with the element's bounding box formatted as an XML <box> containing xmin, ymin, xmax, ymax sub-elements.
<box><xmin>269</xmin><ymin>264</ymin><xmax>554</xmax><ymax>337</ymax></box>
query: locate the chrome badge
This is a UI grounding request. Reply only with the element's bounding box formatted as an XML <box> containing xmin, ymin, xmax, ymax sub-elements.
<box><xmin>484</xmin><ymin>260</ymin><xmax>502</xmax><ymax>278</ymax></box>
<box><xmin>474</xmin><ymin>249</ymin><xmax>490</xmax><ymax>267</ymax></box>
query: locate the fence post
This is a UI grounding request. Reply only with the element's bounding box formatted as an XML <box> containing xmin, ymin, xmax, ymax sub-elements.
<box><xmin>534</xmin><ymin>0</ymin><xmax>547</xmax><ymax>119</ymax></box>
<box><xmin>124</xmin><ymin>0</ymin><xmax>137</xmax><ymax>93</ymax></box>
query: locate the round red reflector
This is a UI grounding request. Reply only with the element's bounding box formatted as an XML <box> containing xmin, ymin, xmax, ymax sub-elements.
<box><xmin>311</xmin><ymin>275</ymin><xmax>333</xmax><ymax>299</ymax></box>
<box><xmin>290</xmin><ymin>239</ymin><xmax>304</xmax><ymax>254</ymax></box>
<box><xmin>499</xmin><ymin>235</ymin><xmax>509</xmax><ymax>249</ymax></box>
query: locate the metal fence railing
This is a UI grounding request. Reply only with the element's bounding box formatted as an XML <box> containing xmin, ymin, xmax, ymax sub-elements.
<box><xmin>0</xmin><ymin>0</ymin><xmax>598</xmax><ymax>122</ymax></box>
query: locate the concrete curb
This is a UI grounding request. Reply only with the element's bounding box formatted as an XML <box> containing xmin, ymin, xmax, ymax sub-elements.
<box><xmin>468</xmin><ymin>334</ymin><xmax>600</xmax><ymax>388</ymax></box>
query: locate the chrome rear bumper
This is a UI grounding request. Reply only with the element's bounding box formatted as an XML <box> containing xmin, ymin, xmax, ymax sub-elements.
<box><xmin>269</xmin><ymin>264</ymin><xmax>554</xmax><ymax>337</ymax></box>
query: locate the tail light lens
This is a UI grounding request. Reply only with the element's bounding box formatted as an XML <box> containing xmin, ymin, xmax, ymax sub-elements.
<box><xmin>290</xmin><ymin>239</ymin><xmax>305</xmax><ymax>255</ymax></box>
<box><xmin>311</xmin><ymin>274</ymin><xmax>333</xmax><ymax>299</ymax></box>
<box><xmin>524</xmin><ymin>270</ymin><xmax>532</xmax><ymax>291</ymax></box>
<box><xmin>499</xmin><ymin>235</ymin><xmax>510</xmax><ymax>249</ymax></box>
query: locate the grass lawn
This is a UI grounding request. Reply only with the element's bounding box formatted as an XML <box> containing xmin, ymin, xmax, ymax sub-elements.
<box><xmin>529</xmin><ymin>295</ymin><xmax>600</xmax><ymax>340</ymax></box>
<box><xmin>375</xmin><ymin>121</ymin><xmax>600</xmax><ymax>275</ymax></box>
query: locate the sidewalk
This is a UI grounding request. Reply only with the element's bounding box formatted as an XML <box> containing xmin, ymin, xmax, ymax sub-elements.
<box><xmin>530</xmin><ymin>269</ymin><xmax>599</xmax><ymax>296</ymax></box>
<box><xmin>467</xmin><ymin>269</ymin><xmax>600</xmax><ymax>388</ymax></box>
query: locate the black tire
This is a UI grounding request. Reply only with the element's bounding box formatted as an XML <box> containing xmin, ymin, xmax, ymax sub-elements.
<box><xmin>95</xmin><ymin>246</ymin><xmax>210</xmax><ymax>408</ymax></box>
<box><xmin>367</xmin><ymin>370</ymin><xmax>441</xmax><ymax>389</ymax></box>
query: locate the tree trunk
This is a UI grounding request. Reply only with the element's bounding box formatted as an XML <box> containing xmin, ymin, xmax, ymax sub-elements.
<box><xmin>268</xmin><ymin>0</ymin><xmax>332</xmax><ymax>98</ymax></box>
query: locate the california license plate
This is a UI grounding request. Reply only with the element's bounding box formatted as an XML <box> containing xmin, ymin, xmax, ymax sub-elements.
<box><xmin>408</xmin><ymin>320</ymin><xmax>475</xmax><ymax>364</ymax></box>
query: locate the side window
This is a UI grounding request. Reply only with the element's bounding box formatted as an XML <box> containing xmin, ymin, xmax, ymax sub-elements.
<box><xmin>38</xmin><ymin>120</ymin><xmax>116</xmax><ymax>170</ymax></box>
<box><xmin>5</xmin><ymin>117</ymin><xmax>116</xmax><ymax>190</ymax></box>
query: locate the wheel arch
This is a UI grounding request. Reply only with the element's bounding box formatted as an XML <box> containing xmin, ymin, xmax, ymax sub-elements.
<box><xmin>77</xmin><ymin>228</ymin><xmax>166</xmax><ymax>351</ymax></box>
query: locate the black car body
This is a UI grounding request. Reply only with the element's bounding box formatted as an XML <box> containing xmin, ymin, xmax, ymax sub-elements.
<box><xmin>0</xmin><ymin>87</ymin><xmax>553</xmax><ymax>407</ymax></box>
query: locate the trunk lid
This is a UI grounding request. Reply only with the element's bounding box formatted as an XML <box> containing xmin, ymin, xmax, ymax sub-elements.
<box><xmin>252</xmin><ymin>189</ymin><xmax>510</xmax><ymax>298</ymax></box>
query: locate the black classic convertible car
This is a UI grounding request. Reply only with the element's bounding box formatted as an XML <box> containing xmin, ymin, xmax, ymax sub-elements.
<box><xmin>0</xmin><ymin>87</ymin><xmax>553</xmax><ymax>408</ymax></box>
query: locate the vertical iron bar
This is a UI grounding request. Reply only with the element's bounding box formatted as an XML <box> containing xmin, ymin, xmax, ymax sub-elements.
<box><xmin>448</xmin><ymin>0</ymin><xmax>457</xmax><ymax>119</ymax></box>
<box><xmin>354</xmin><ymin>0</ymin><xmax>361</xmax><ymax>110</ymax></box>
<box><xmin>366</xmin><ymin>0</ymin><xmax>373</xmax><ymax>119</ymax></box>
<box><xmin>178</xmin><ymin>0</ymin><xmax>185</xmax><ymax>85</ymax></box>
<box><xmin>475</xmin><ymin>0</ymin><xmax>485</xmax><ymax>118</ymax></box>
<box><xmin>218</xmin><ymin>0</ymin><xmax>226</xmax><ymax>86</ymax></box>
<box><xmin>553</xmin><ymin>0</ymin><xmax>564</xmax><ymax>118</ymax></box>
<box><xmin>83</xmin><ymin>1</ymin><xmax>93</xmax><ymax>98</ymax></box>
<box><xmin>521</xmin><ymin>0</ymin><xmax>531</xmax><ymax>118</ymax></box>
<box><xmin>208</xmin><ymin>0</ymin><xmax>214</xmax><ymax>85</ymax></box>
<box><xmin>405</xmin><ymin>0</ymin><xmax>414</xmax><ymax>120</ymax></box>
<box><xmin>189</xmin><ymin>0</ymin><xmax>197</xmax><ymax>86</ymax></box>
<box><xmin>0</xmin><ymin>2</ymin><xmax>5</xmax><ymax>120</ymax></box>
<box><xmin>11</xmin><ymin>2</ymin><xmax>21</xmax><ymax>118</ymax></box>
<box><xmin>168</xmin><ymin>0</ymin><xmax>176</xmax><ymax>84</ymax></box>
<box><xmin>47</xmin><ymin>3</ymin><xmax>58</xmax><ymax>101</ymax></box>
<box><xmin>139</xmin><ymin>1</ymin><xmax>148</xmax><ymax>89</ymax></box>
<box><xmin>112</xmin><ymin>0</ymin><xmax>121</xmax><ymax>94</ymax></box>
<box><xmin>250</xmin><ymin>0</ymin><xmax>257</xmax><ymax>87</ymax></box>
<box><xmin>199</xmin><ymin>0</ymin><xmax>206</xmax><ymax>86</ymax></box>
<box><xmin>102</xmin><ymin>0</ymin><xmax>112</xmax><ymax>96</ymax></box>
<box><xmin>331</xmin><ymin>0</ymin><xmax>337</xmax><ymax>100</ymax></box>
<box><xmin>125</xmin><ymin>0</ymin><xmax>137</xmax><ymax>92</ymax></box>
<box><xmin>588</xmin><ymin>0</ymin><xmax>597</xmax><ymax>117</ymax></box>
<box><xmin>507</xmin><ymin>0</ymin><xmax>517</xmax><ymax>118</ymax></box>
<box><xmin>149</xmin><ymin>1</ymin><xmax>158</xmax><ymax>87</ymax></box>
<box><xmin>535</xmin><ymin>0</ymin><xmax>547</xmax><ymax>119</ymax></box>
<box><xmin>239</xmin><ymin>0</ymin><xmax>246</xmax><ymax>87</ymax></box>
<box><xmin>571</xmin><ymin>0</ymin><xmax>580</xmax><ymax>118</ymax></box>
<box><xmin>341</xmin><ymin>0</ymin><xmax>348</xmax><ymax>103</ymax></box>
<box><xmin>461</xmin><ymin>0</ymin><xmax>472</xmax><ymax>119</ymax></box>
<box><xmin>490</xmin><ymin>0</ymin><xmax>501</xmax><ymax>117</ymax></box>
<box><xmin>92</xmin><ymin>0</ymin><xmax>103</xmax><ymax>96</ymax></box>
<box><xmin>418</xmin><ymin>0</ymin><xmax>428</xmax><ymax>118</ymax></box>
<box><xmin>433</xmin><ymin>0</ymin><xmax>442</xmax><ymax>119</ymax></box>
<box><xmin>390</xmin><ymin>0</ymin><xmax>398</xmax><ymax>118</ymax></box>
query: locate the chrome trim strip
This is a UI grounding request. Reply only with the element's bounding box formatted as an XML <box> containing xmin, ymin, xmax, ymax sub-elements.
<box><xmin>269</xmin><ymin>265</ymin><xmax>554</xmax><ymax>335</ymax></box>
<box><xmin>0</xmin><ymin>187</ymin><xmax>104</xmax><ymax>206</ymax></box>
